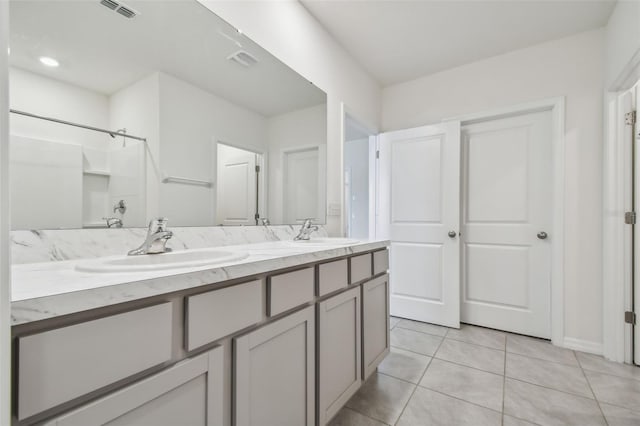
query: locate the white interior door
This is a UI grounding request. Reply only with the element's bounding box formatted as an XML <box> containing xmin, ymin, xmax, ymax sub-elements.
<box><xmin>284</xmin><ymin>147</ymin><xmax>320</xmax><ymax>223</ymax></box>
<box><xmin>461</xmin><ymin>111</ymin><xmax>552</xmax><ymax>339</ymax></box>
<box><xmin>377</xmin><ymin>122</ymin><xmax>461</xmax><ymax>328</ymax></box>
<box><xmin>216</xmin><ymin>144</ymin><xmax>257</xmax><ymax>226</ymax></box>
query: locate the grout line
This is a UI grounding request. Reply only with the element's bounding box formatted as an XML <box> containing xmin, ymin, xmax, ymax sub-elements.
<box><xmin>506</xmin><ymin>376</ymin><xmax>599</xmax><ymax>402</ymax></box>
<box><xmin>391</xmin><ymin>334</ymin><xmax>444</xmax><ymax>425</ymax></box>
<box><xmin>421</xmin><ymin>356</ymin><xmax>504</xmax><ymax>378</ymax></box>
<box><xmin>394</xmin><ymin>323</ymin><xmax>448</xmax><ymax>338</ymax></box>
<box><xmin>502</xmin><ymin>330</ymin><xmax>507</xmax><ymax>426</ymax></box>
<box><xmin>417</xmin><ymin>386</ymin><xmax>504</xmax><ymax>415</ymax></box>
<box><xmin>342</xmin><ymin>407</ymin><xmax>392</xmax><ymax>426</ymax></box>
<box><xmin>579</xmin><ymin>351</ymin><xmax>610</xmax><ymax>426</ymax></box>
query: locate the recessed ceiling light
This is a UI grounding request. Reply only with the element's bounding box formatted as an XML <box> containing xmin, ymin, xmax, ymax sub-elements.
<box><xmin>39</xmin><ymin>56</ymin><xmax>59</xmax><ymax>67</ymax></box>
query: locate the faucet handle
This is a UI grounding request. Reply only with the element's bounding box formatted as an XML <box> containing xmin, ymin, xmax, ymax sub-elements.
<box><xmin>148</xmin><ymin>217</ymin><xmax>169</xmax><ymax>232</ymax></box>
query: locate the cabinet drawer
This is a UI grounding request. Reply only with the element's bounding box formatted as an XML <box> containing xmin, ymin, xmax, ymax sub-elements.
<box><xmin>268</xmin><ymin>268</ymin><xmax>314</xmax><ymax>316</ymax></box>
<box><xmin>350</xmin><ymin>253</ymin><xmax>372</xmax><ymax>283</ymax></box>
<box><xmin>44</xmin><ymin>347</ymin><xmax>224</xmax><ymax>426</ymax></box>
<box><xmin>18</xmin><ymin>303</ymin><xmax>173</xmax><ymax>421</ymax></box>
<box><xmin>318</xmin><ymin>259</ymin><xmax>348</xmax><ymax>297</ymax></box>
<box><xmin>373</xmin><ymin>249</ymin><xmax>389</xmax><ymax>275</ymax></box>
<box><xmin>186</xmin><ymin>280</ymin><xmax>263</xmax><ymax>351</ymax></box>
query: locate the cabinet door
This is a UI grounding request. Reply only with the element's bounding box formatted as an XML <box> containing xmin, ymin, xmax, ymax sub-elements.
<box><xmin>362</xmin><ymin>274</ymin><xmax>390</xmax><ymax>379</ymax></box>
<box><xmin>234</xmin><ymin>306</ymin><xmax>315</xmax><ymax>426</ymax></box>
<box><xmin>318</xmin><ymin>286</ymin><xmax>362</xmax><ymax>425</ymax></box>
<box><xmin>44</xmin><ymin>347</ymin><xmax>223</xmax><ymax>426</ymax></box>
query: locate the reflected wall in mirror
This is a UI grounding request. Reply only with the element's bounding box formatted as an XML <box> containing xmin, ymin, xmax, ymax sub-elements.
<box><xmin>9</xmin><ymin>0</ymin><xmax>327</xmax><ymax>230</ymax></box>
<box><xmin>343</xmin><ymin>113</ymin><xmax>376</xmax><ymax>240</ymax></box>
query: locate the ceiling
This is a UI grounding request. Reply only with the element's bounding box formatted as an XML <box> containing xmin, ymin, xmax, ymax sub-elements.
<box><xmin>301</xmin><ymin>0</ymin><xmax>616</xmax><ymax>86</ymax></box>
<box><xmin>9</xmin><ymin>0</ymin><xmax>326</xmax><ymax>117</ymax></box>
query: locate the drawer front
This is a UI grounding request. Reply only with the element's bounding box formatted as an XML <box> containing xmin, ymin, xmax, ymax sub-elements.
<box><xmin>18</xmin><ymin>303</ymin><xmax>173</xmax><ymax>421</ymax></box>
<box><xmin>186</xmin><ymin>280</ymin><xmax>263</xmax><ymax>351</ymax></box>
<box><xmin>350</xmin><ymin>253</ymin><xmax>372</xmax><ymax>283</ymax></box>
<box><xmin>318</xmin><ymin>259</ymin><xmax>348</xmax><ymax>297</ymax></box>
<box><xmin>268</xmin><ymin>268</ymin><xmax>314</xmax><ymax>316</ymax></box>
<box><xmin>373</xmin><ymin>249</ymin><xmax>390</xmax><ymax>275</ymax></box>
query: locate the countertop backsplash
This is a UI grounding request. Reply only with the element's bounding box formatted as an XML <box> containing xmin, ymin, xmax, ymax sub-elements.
<box><xmin>11</xmin><ymin>225</ymin><xmax>329</xmax><ymax>264</ymax></box>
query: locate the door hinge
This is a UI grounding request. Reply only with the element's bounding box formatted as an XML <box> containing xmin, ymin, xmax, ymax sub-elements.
<box><xmin>625</xmin><ymin>211</ymin><xmax>636</xmax><ymax>224</ymax></box>
<box><xmin>376</xmin><ymin>150</ymin><xmax>380</xmax><ymax>159</ymax></box>
<box><xmin>625</xmin><ymin>311</ymin><xmax>636</xmax><ymax>325</ymax></box>
<box><xmin>626</xmin><ymin>111</ymin><xmax>637</xmax><ymax>126</ymax></box>
<box><xmin>255</xmin><ymin>165</ymin><xmax>260</xmax><ymax>173</ymax></box>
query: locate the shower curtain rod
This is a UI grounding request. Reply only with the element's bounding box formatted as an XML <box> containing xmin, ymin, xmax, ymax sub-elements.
<box><xmin>9</xmin><ymin>109</ymin><xmax>147</xmax><ymax>142</ymax></box>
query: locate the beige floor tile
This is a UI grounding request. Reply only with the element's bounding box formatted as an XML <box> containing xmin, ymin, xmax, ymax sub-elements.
<box><xmin>328</xmin><ymin>407</ymin><xmax>389</xmax><ymax>426</ymax></box>
<box><xmin>419</xmin><ymin>358</ymin><xmax>503</xmax><ymax>411</ymax></box>
<box><xmin>505</xmin><ymin>352</ymin><xmax>593</xmax><ymax>398</ymax></box>
<box><xmin>600</xmin><ymin>403</ymin><xmax>640</xmax><ymax>426</ymax></box>
<box><xmin>378</xmin><ymin>347</ymin><xmax>431</xmax><ymax>384</ymax></box>
<box><xmin>504</xmin><ymin>378</ymin><xmax>606</xmax><ymax>426</ymax></box>
<box><xmin>346</xmin><ymin>373</ymin><xmax>415</xmax><ymax>425</ymax></box>
<box><xmin>396</xmin><ymin>387</ymin><xmax>501</xmax><ymax>426</ymax></box>
<box><xmin>395</xmin><ymin>319</ymin><xmax>449</xmax><ymax>337</ymax></box>
<box><xmin>435</xmin><ymin>338</ymin><xmax>505</xmax><ymax>374</ymax></box>
<box><xmin>506</xmin><ymin>334</ymin><xmax>578</xmax><ymax>366</ymax></box>
<box><xmin>585</xmin><ymin>370</ymin><xmax>640</xmax><ymax>411</ymax></box>
<box><xmin>391</xmin><ymin>327</ymin><xmax>443</xmax><ymax>356</ymax></box>
<box><xmin>502</xmin><ymin>415</ymin><xmax>538</xmax><ymax>426</ymax></box>
<box><xmin>446</xmin><ymin>324</ymin><xmax>506</xmax><ymax>350</ymax></box>
<box><xmin>576</xmin><ymin>352</ymin><xmax>640</xmax><ymax>381</ymax></box>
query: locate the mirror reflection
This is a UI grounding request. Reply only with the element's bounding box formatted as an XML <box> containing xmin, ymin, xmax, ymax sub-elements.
<box><xmin>8</xmin><ymin>0</ymin><xmax>327</xmax><ymax>230</ymax></box>
<box><xmin>343</xmin><ymin>113</ymin><xmax>375</xmax><ymax>240</ymax></box>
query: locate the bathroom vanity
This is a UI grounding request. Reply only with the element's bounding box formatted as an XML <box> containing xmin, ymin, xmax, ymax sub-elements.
<box><xmin>10</xmin><ymin>238</ymin><xmax>390</xmax><ymax>426</ymax></box>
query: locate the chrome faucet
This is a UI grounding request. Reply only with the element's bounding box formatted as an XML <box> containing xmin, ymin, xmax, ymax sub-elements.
<box><xmin>294</xmin><ymin>218</ymin><xmax>319</xmax><ymax>241</ymax></box>
<box><xmin>128</xmin><ymin>218</ymin><xmax>173</xmax><ymax>256</ymax></box>
<box><xmin>103</xmin><ymin>217</ymin><xmax>123</xmax><ymax>228</ymax></box>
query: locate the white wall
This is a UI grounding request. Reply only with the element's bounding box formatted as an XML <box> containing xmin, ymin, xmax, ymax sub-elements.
<box><xmin>158</xmin><ymin>72</ymin><xmax>267</xmax><ymax>226</ymax></box>
<box><xmin>0</xmin><ymin>2</ymin><xmax>10</xmax><ymax>422</ymax></box>
<box><xmin>110</xmin><ymin>73</ymin><xmax>161</xmax><ymax>224</ymax></box>
<box><xmin>604</xmin><ymin>0</ymin><xmax>640</xmax><ymax>89</ymax></box>
<box><xmin>9</xmin><ymin>68</ymin><xmax>110</xmax><ymax>150</ymax></box>
<box><xmin>383</xmin><ymin>29</ymin><xmax>605</xmax><ymax>350</ymax></box>
<box><xmin>266</xmin><ymin>104</ymin><xmax>327</xmax><ymax>224</ymax></box>
<box><xmin>344</xmin><ymin>137</ymin><xmax>369</xmax><ymax>239</ymax></box>
<box><xmin>198</xmin><ymin>0</ymin><xmax>381</xmax><ymax>235</ymax></box>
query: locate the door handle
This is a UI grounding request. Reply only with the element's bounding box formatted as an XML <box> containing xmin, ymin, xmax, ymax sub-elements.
<box><xmin>448</xmin><ymin>231</ymin><xmax>457</xmax><ymax>238</ymax></box>
<box><xmin>537</xmin><ymin>231</ymin><xmax>548</xmax><ymax>240</ymax></box>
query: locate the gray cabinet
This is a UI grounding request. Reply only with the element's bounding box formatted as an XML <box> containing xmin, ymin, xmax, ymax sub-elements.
<box><xmin>18</xmin><ymin>303</ymin><xmax>173</xmax><ymax>421</ymax></box>
<box><xmin>233</xmin><ymin>306</ymin><xmax>315</xmax><ymax>426</ymax></box>
<box><xmin>362</xmin><ymin>274</ymin><xmax>390</xmax><ymax>379</ymax></box>
<box><xmin>44</xmin><ymin>347</ymin><xmax>224</xmax><ymax>426</ymax></box>
<box><xmin>318</xmin><ymin>286</ymin><xmax>362</xmax><ymax>425</ymax></box>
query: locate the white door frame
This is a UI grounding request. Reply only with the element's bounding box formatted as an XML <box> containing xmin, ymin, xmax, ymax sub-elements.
<box><xmin>603</xmin><ymin>47</ymin><xmax>640</xmax><ymax>363</ymax></box>
<box><xmin>445</xmin><ymin>97</ymin><xmax>566</xmax><ymax>347</ymax></box>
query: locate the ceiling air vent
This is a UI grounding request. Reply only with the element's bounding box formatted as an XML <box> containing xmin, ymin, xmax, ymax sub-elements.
<box><xmin>99</xmin><ymin>0</ymin><xmax>139</xmax><ymax>19</ymax></box>
<box><xmin>227</xmin><ymin>50</ymin><xmax>259</xmax><ymax>68</ymax></box>
<box><xmin>100</xmin><ymin>0</ymin><xmax>118</xmax><ymax>10</ymax></box>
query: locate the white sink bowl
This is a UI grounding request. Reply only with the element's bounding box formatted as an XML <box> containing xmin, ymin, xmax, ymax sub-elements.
<box><xmin>76</xmin><ymin>249</ymin><xmax>249</xmax><ymax>273</ymax></box>
<box><xmin>289</xmin><ymin>238</ymin><xmax>360</xmax><ymax>247</ymax></box>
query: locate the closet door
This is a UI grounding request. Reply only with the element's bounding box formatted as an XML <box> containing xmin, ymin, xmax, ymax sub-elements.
<box><xmin>461</xmin><ymin>111</ymin><xmax>552</xmax><ymax>338</ymax></box>
<box><xmin>377</xmin><ymin>121</ymin><xmax>461</xmax><ymax>328</ymax></box>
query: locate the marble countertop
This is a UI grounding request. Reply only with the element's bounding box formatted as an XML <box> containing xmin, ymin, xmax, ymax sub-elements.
<box><xmin>11</xmin><ymin>239</ymin><xmax>389</xmax><ymax>326</ymax></box>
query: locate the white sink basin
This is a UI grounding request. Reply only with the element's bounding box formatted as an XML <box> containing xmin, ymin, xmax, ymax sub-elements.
<box><xmin>76</xmin><ymin>249</ymin><xmax>249</xmax><ymax>273</ymax></box>
<box><xmin>289</xmin><ymin>238</ymin><xmax>360</xmax><ymax>247</ymax></box>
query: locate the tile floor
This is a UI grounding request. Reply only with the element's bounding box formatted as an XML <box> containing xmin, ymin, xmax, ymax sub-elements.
<box><xmin>329</xmin><ymin>317</ymin><xmax>640</xmax><ymax>426</ymax></box>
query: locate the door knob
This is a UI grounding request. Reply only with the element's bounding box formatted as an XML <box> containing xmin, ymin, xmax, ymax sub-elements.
<box><xmin>448</xmin><ymin>231</ymin><xmax>457</xmax><ymax>238</ymax></box>
<box><xmin>537</xmin><ymin>231</ymin><xmax>548</xmax><ymax>240</ymax></box>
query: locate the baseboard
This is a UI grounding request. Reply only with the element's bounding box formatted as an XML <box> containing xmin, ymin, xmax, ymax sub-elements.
<box><xmin>562</xmin><ymin>337</ymin><xmax>603</xmax><ymax>355</ymax></box>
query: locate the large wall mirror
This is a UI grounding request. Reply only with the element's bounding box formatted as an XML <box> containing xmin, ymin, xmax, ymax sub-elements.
<box><xmin>8</xmin><ymin>0</ymin><xmax>327</xmax><ymax>230</ymax></box>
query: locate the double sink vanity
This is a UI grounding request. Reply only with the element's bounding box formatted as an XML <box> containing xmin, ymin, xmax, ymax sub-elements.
<box><xmin>10</xmin><ymin>228</ymin><xmax>390</xmax><ymax>426</ymax></box>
